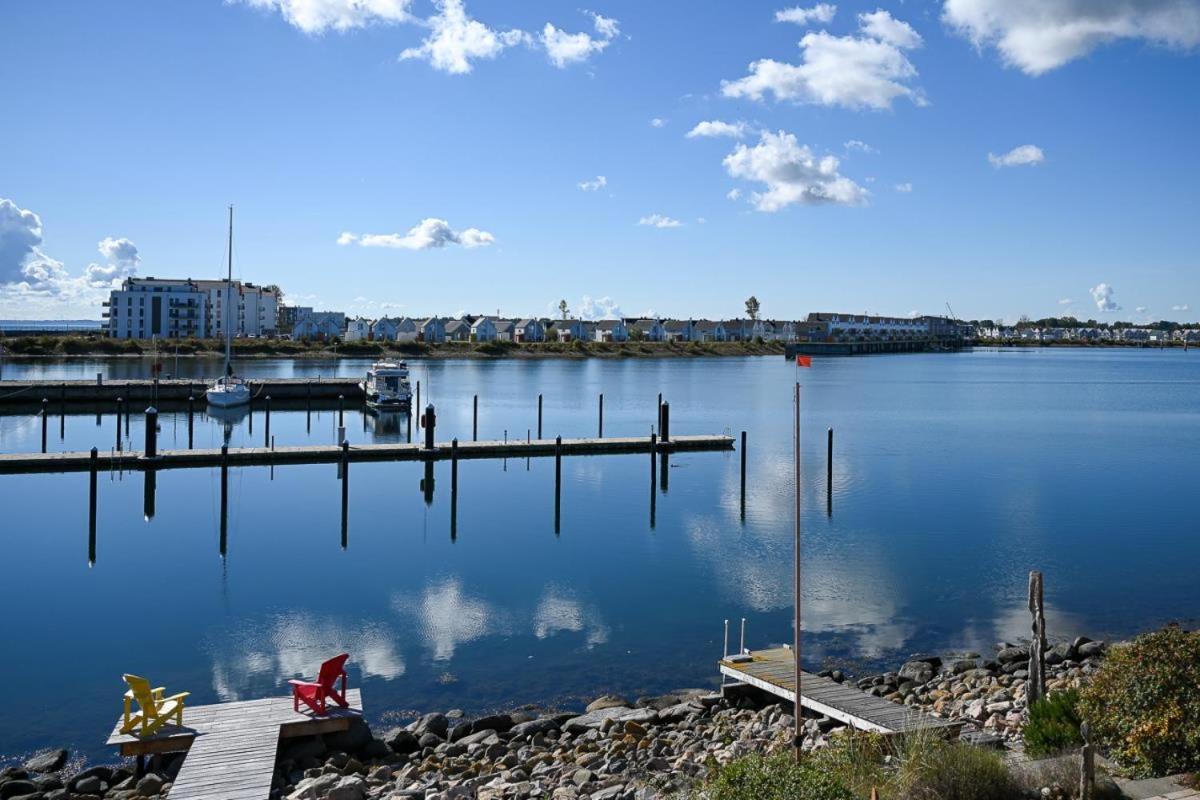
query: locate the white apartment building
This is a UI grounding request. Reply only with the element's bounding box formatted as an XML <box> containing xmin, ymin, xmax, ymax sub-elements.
<box><xmin>194</xmin><ymin>280</ymin><xmax>280</xmax><ymax>338</ymax></box>
<box><xmin>104</xmin><ymin>278</ymin><xmax>208</xmax><ymax>339</ymax></box>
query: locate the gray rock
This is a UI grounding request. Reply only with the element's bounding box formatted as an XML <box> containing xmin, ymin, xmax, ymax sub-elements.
<box><xmin>509</xmin><ymin>718</ymin><xmax>560</xmax><ymax>738</ymax></box>
<box><xmin>1078</xmin><ymin>641</ymin><xmax>1105</xmax><ymax>658</ymax></box>
<box><xmin>418</xmin><ymin>733</ymin><xmax>442</xmax><ymax>749</ymax></box>
<box><xmin>468</xmin><ymin>714</ymin><xmax>514</xmax><ymax>734</ymax></box>
<box><xmin>385</xmin><ymin>728</ymin><xmax>422</xmax><ymax>754</ymax></box>
<box><xmin>73</xmin><ymin>776</ymin><xmax>105</xmax><ymax>795</ymax></box>
<box><xmin>414</xmin><ymin>712</ymin><xmax>450</xmax><ymax>740</ymax></box>
<box><xmin>326</xmin><ymin>775</ymin><xmax>367</xmax><ymax>800</ymax></box>
<box><xmin>0</xmin><ymin>781</ymin><xmax>39</xmax><ymax>800</ymax></box>
<box><xmin>571</xmin><ymin>768</ymin><xmax>594</xmax><ymax>787</ymax></box>
<box><xmin>288</xmin><ymin>773</ymin><xmax>341</xmax><ymax>800</ymax></box>
<box><xmin>898</xmin><ymin>661</ymin><xmax>934</xmax><ymax>685</ymax></box>
<box><xmin>563</xmin><ymin>707</ymin><xmax>629</xmax><ymax>734</ymax></box>
<box><xmin>135</xmin><ymin>773</ymin><xmax>164</xmax><ymax>797</ymax></box>
<box><xmin>23</xmin><ymin>750</ymin><xmax>68</xmax><ymax>775</ymax></box>
<box><xmin>996</xmin><ymin>646</ymin><xmax>1028</xmax><ymax>664</ymax></box>
<box><xmin>585</xmin><ymin>695</ymin><xmax>629</xmax><ymax>713</ymax></box>
<box><xmin>459</xmin><ymin>729</ymin><xmax>499</xmax><ymax>747</ymax></box>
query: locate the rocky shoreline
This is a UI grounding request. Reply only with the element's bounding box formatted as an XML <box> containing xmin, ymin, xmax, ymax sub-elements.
<box><xmin>0</xmin><ymin>637</ymin><xmax>1108</xmax><ymax>800</ymax></box>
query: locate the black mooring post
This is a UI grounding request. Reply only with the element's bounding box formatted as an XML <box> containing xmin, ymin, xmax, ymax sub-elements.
<box><xmin>554</xmin><ymin>435</ymin><xmax>562</xmax><ymax>534</ymax></box>
<box><xmin>473</xmin><ymin>394</ymin><xmax>478</xmax><ymax>441</ymax></box>
<box><xmin>264</xmin><ymin>395</ymin><xmax>272</xmax><ymax>447</ymax></box>
<box><xmin>144</xmin><ymin>406</ymin><xmax>158</xmax><ymax>458</ymax></box>
<box><xmin>88</xmin><ymin>447</ymin><xmax>98</xmax><ymax>565</ymax></box>
<box><xmin>340</xmin><ymin>440</ymin><xmax>349</xmax><ymax>549</ymax></box>
<box><xmin>423</xmin><ymin>404</ymin><xmax>436</xmax><ymax>450</ymax></box>
<box><xmin>659</xmin><ymin>401</ymin><xmax>670</xmax><ymax>443</ymax></box>
<box><xmin>41</xmin><ymin>398</ymin><xmax>48</xmax><ymax>453</ymax></box>
<box><xmin>187</xmin><ymin>395</ymin><xmax>194</xmax><ymax>449</ymax></box>
<box><xmin>406</xmin><ymin>410</ymin><xmax>412</xmax><ymax>443</ymax></box>
<box><xmin>649</xmin><ymin>432</ymin><xmax>657</xmax><ymax>529</ymax></box>
<box><xmin>598</xmin><ymin>393</ymin><xmax>604</xmax><ymax>438</ymax></box>
<box><xmin>660</xmin><ymin>450</ymin><xmax>669</xmax><ymax>493</ymax></box>
<box><xmin>537</xmin><ymin>393</ymin><xmax>543</xmax><ymax>439</ymax></box>
<box><xmin>143</xmin><ymin>468</ymin><xmax>157</xmax><ymax>521</ymax></box>
<box><xmin>657</xmin><ymin>392</ymin><xmax>662</xmax><ymax>431</ymax></box>
<box><xmin>450</xmin><ymin>438</ymin><xmax>459</xmax><ymax>541</ymax></box>
<box><xmin>116</xmin><ymin>397</ymin><xmax>123</xmax><ymax>452</ymax></box>
<box><xmin>740</xmin><ymin>430</ymin><xmax>747</xmax><ymax>520</ymax></box>
<box><xmin>219</xmin><ymin>445</ymin><xmax>228</xmax><ymax>556</ymax></box>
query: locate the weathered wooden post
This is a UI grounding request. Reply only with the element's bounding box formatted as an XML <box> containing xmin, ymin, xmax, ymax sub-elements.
<box><xmin>473</xmin><ymin>394</ymin><xmax>478</xmax><ymax>441</ymax></box>
<box><xmin>264</xmin><ymin>395</ymin><xmax>271</xmax><ymax>447</ymax></box>
<box><xmin>88</xmin><ymin>447</ymin><xmax>98</xmax><ymax>565</ymax></box>
<box><xmin>41</xmin><ymin>397</ymin><xmax>48</xmax><ymax>453</ymax></box>
<box><xmin>187</xmin><ymin>395</ymin><xmax>195</xmax><ymax>449</ymax></box>
<box><xmin>659</xmin><ymin>401</ymin><xmax>670</xmax><ymax>443</ymax></box>
<box><xmin>598</xmin><ymin>393</ymin><xmax>604</xmax><ymax>438</ymax></box>
<box><xmin>219</xmin><ymin>444</ymin><xmax>228</xmax><ymax>556</ymax></box>
<box><xmin>340</xmin><ymin>439</ymin><xmax>350</xmax><ymax>548</ymax></box>
<box><xmin>740</xmin><ymin>430</ymin><xmax>747</xmax><ymax>520</ymax></box>
<box><xmin>1028</xmin><ymin>570</ymin><xmax>1047</xmax><ymax>705</ymax></box>
<box><xmin>450</xmin><ymin>438</ymin><xmax>459</xmax><ymax>541</ymax></box>
<box><xmin>144</xmin><ymin>406</ymin><xmax>158</xmax><ymax>459</ymax></box>
<box><xmin>537</xmin><ymin>393</ymin><xmax>543</xmax><ymax>439</ymax></box>
<box><xmin>1079</xmin><ymin>722</ymin><xmax>1095</xmax><ymax>800</ymax></box>
<box><xmin>554</xmin><ymin>435</ymin><xmax>562</xmax><ymax>534</ymax></box>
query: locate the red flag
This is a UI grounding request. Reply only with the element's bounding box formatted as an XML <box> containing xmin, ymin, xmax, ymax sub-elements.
<box><xmin>795</xmin><ymin>355</ymin><xmax>812</xmax><ymax>368</ymax></box>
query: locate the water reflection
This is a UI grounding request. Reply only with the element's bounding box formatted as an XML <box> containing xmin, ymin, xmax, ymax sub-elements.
<box><xmin>533</xmin><ymin>585</ymin><xmax>609</xmax><ymax>647</ymax></box>
<box><xmin>393</xmin><ymin>578</ymin><xmax>508</xmax><ymax>662</ymax></box>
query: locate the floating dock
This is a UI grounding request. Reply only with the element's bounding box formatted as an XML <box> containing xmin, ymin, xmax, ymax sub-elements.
<box><xmin>106</xmin><ymin>689</ymin><xmax>363</xmax><ymax>800</ymax></box>
<box><xmin>0</xmin><ymin>378</ymin><xmax>361</xmax><ymax>406</ymax></box>
<box><xmin>720</xmin><ymin>647</ymin><xmax>960</xmax><ymax>736</ymax></box>
<box><xmin>0</xmin><ymin>434</ymin><xmax>733</xmax><ymax>474</ymax></box>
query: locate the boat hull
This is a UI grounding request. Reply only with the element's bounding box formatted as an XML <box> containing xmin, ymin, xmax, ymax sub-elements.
<box><xmin>206</xmin><ymin>386</ymin><xmax>251</xmax><ymax>407</ymax></box>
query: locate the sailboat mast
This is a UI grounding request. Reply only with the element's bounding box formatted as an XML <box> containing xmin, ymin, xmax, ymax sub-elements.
<box><xmin>225</xmin><ymin>205</ymin><xmax>233</xmax><ymax>375</ymax></box>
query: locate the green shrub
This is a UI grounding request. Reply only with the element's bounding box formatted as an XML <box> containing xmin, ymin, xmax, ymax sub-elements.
<box><xmin>695</xmin><ymin>751</ymin><xmax>854</xmax><ymax>800</ymax></box>
<box><xmin>1024</xmin><ymin>690</ymin><xmax>1084</xmax><ymax>756</ymax></box>
<box><xmin>1079</xmin><ymin>626</ymin><xmax>1200</xmax><ymax>777</ymax></box>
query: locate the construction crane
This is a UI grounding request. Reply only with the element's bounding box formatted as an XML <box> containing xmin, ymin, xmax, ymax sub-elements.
<box><xmin>945</xmin><ymin>301</ymin><xmax>958</xmax><ymax>321</ymax></box>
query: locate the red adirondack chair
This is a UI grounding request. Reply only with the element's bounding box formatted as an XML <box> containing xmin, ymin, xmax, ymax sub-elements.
<box><xmin>289</xmin><ymin>653</ymin><xmax>350</xmax><ymax>715</ymax></box>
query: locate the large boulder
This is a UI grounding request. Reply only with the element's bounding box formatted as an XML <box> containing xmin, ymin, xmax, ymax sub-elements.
<box><xmin>898</xmin><ymin>661</ymin><xmax>934</xmax><ymax>685</ymax></box>
<box><xmin>467</xmin><ymin>713</ymin><xmax>514</xmax><ymax>734</ymax></box>
<box><xmin>996</xmin><ymin>645</ymin><xmax>1029</xmax><ymax>664</ymax></box>
<box><xmin>383</xmin><ymin>727</ymin><xmax>420</xmax><ymax>754</ymax></box>
<box><xmin>0</xmin><ymin>780</ymin><xmax>39</xmax><ymax>800</ymax></box>
<box><xmin>23</xmin><ymin>750</ymin><xmax>68</xmax><ymax>774</ymax></box>
<box><xmin>325</xmin><ymin>776</ymin><xmax>366</xmax><ymax>800</ymax></box>
<box><xmin>412</xmin><ymin>712</ymin><xmax>449</xmax><ymax>740</ymax></box>
<box><xmin>585</xmin><ymin>695</ymin><xmax>629</xmax><ymax>713</ymax></box>
<box><xmin>509</xmin><ymin>717</ymin><xmax>561</xmax><ymax>738</ymax></box>
<box><xmin>563</xmin><ymin>707</ymin><xmax>630</xmax><ymax>734</ymax></box>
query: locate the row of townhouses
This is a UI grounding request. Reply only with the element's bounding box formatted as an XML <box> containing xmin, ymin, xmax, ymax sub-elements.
<box><xmin>103</xmin><ymin>277</ymin><xmax>280</xmax><ymax>339</ymax></box>
<box><xmin>977</xmin><ymin>326</ymin><xmax>1200</xmax><ymax>343</ymax></box>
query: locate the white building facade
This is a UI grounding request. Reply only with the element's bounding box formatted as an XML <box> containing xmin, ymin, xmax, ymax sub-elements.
<box><xmin>104</xmin><ymin>278</ymin><xmax>208</xmax><ymax>339</ymax></box>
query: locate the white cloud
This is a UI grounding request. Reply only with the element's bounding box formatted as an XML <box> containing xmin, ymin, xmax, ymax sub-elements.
<box><xmin>726</xmin><ymin>188</ymin><xmax>743</xmax><ymax>201</ymax></box>
<box><xmin>1135</xmin><ymin>305</ymin><xmax>1148</xmax><ymax>313</ymax></box>
<box><xmin>541</xmin><ymin>12</ymin><xmax>620</xmax><ymax>68</ymax></box>
<box><xmin>943</xmin><ymin>0</ymin><xmax>1200</xmax><ymax>76</ymax></box>
<box><xmin>399</xmin><ymin>0</ymin><xmax>529</xmax><ymax>74</ymax></box>
<box><xmin>338</xmin><ymin>218</ymin><xmax>495</xmax><ymax>250</ymax></box>
<box><xmin>638</xmin><ymin>214</ymin><xmax>683</xmax><ymax>228</ymax></box>
<box><xmin>578</xmin><ymin>294</ymin><xmax>623</xmax><ymax>320</ymax></box>
<box><xmin>578</xmin><ymin>175</ymin><xmax>608</xmax><ymax>191</ymax></box>
<box><xmin>894</xmin><ymin>182</ymin><xmax>913</xmax><ymax>192</ymax></box>
<box><xmin>723</xmin><ymin>130</ymin><xmax>868</xmax><ymax>211</ymax></box>
<box><xmin>988</xmin><ymin>144</ymin><xmax>1045</xmax><ymax>167</ymax></box>
<box><xmin>0</xmin><ymin>198</ymin><xmax>45</xmax><ymax>284</ymax></box>
<box><xmin>234</xmin><ymin>0</ymin><xmax>414</xmax><ymax>33</ymax></box>
<box><xmin>722</xmin><ymin>10</ymin><xmax>925</xmax><ymax>110</ymax></box>
<box><xmin>1058</xmin><ymin>297</ymin><xmax>1073</xmax><ymax>305</ymax></box>
<box><xmin>775</xmin><ymin>4</ymin><xmax>837</xmax><ymax>25</ymax></box>
<box><xmin>1090</xmin><ymin>282</ymin><xmax>1120</xmax><ymax>312</ymax></box>
<box><xmin>97</xmin><ymin>236</ymin><xmax>140</xmax><ymax>268</ymax></box>
<box><xmin>85</xmin><ymin>237</ymin><xmax>141</xmax><ymax>287</ymax></box>
<box><xmin>686</xmin><ymin>119</ymin><xmax>751</xmax><ymax>139</ymax></box>
<box><xmin>1172</xmin><ymin>303</ymin><xmax>1191</xmax><ymax>312</ymax></box>
<box><xmin>650</xmin><ymin>117</ymin><xmax>666</xmax><ymax>128</ymax></box>
<box><xmin>844</xmin><ymin>138</ymin><xmax>877</xmax><ymax>153</ymax></box>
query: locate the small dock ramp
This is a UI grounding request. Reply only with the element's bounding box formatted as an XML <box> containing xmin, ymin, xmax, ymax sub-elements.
<box><xmin>720</xmin><ymin>648</ymin><xmax>958</xmax><ymax>736</ymax></box>
<box><xmin>106</xmin><ymin>689</ymin><xmax>363</xmax><ymax>800</ymax></box>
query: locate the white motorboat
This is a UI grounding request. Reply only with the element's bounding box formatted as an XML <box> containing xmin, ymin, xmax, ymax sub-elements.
<box><xmin>206</xmin><ymin>206</ymin><xmax>251</xmax><ymax>409</ymax></box>
<box><xmin>360</xmin><ymin>360</ymin><xmax>412</xmax><ymax>411</ymax></box>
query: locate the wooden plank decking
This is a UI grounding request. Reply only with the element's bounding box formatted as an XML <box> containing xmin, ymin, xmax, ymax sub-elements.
<box><xmin>719</xmin><ymin>648</ymin><xmax>959</xmax><ymax>736</ymax></box>
<box><xmin>106</xmin><ymin>689</ymin><xmax>362</xmax><ymax>800</ymax></box>
<box><xmin>0</xmin><ymin>434</ymin><xmax>733</xmax><ymax>473</ymax></box>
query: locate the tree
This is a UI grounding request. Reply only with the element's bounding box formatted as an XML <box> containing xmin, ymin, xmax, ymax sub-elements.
<box><xmin>745</xmin><ymin>296</ymin><xmax>760</xmax><ymax>321</ymax></box>
<box><xmin>558</xmin><ymin>299</ymin><xmax>569</xmax><ymax>320</ymax></box>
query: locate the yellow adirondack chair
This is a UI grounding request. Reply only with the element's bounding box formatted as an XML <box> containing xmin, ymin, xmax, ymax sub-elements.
<box><xmin>120</xmin><ymin>674</ymin><xmax>189</xmax><ymax>736</ymax></box>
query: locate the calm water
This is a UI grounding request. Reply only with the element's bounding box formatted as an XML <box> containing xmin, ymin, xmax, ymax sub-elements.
<box><xmin>1</xmin><ymin>349</ymin><xmax>1198</xmax><ymax>762</ymax></box>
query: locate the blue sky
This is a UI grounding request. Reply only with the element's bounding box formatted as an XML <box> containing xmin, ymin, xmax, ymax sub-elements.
<box><xmin>1</xmin><ymin>0</ymin><xmax>1198</xmax><ymax>323</ymax></box>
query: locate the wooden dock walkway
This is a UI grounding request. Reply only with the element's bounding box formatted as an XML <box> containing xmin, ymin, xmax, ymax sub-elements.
<box><xmin>0</xmin><ymin>434</ymin><xmax>733</xmax><ymax>473</ymax></box>
<box><xmin>0</xmin><ymin>378</ymin><xmax>361</xmax><ymax>406</ymax></box>
<box><xmin>106</xmin><ymin>689</ymin><xmax>362</xmax><ymax>800</ymax></box>
<box><xmin>719</xmin><ymin>648</ymin><xmax>959</xmax><ymax>736</ymax></box>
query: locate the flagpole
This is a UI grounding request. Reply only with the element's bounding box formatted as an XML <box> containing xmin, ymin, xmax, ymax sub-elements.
<box><xmin>793</xmin><ymin>379</ymin><xmax>802</xmax><ymax>761</ymax></box>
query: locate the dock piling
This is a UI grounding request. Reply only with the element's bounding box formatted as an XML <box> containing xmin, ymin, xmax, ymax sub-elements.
<box><xmin>423</xmin><ymin>404</ymin><xmax>436</xmax><ymax>451</ymax></box>
<box><xmin>450</xmin><ymin>438</ymin><xmax>459</xmax><ymax>540</ymax></box>
<box><xmin>740</xmin><ymin>430</ymin><xmax>747</xmax><ymax>520</ymax></box>
<box><xmin>472</xmin><ymin>394</ymin><xmax>478</xmax><ymax>441</ymax></box>
<box><xmin>144</xmin><ymin>407</ymin><xmax>158</xmax><ymax>459</ymax></box>
<box><xmin>338</xmin><ymin>395</ymin><xmax>344</xmax><ymax>428</ymax></box>
<box><xmin>88</xmin><ymin>447</ymin><xmax>98</xmax><ymax>564</ymax></box>
<box><xmin>41</xmin><ymin>398</ymin><xmax>48</xmax><ymax>453</ymax></box>
<box><xmin>598</xmin><ymin>393</ymin><xmax>604</xmax><ymax>438</ymax></box>
<box><xmin>537</xmin><ymin>393</ymin><xmax>543</xmax><ymax>439</ymax></box>
<box><xmin>264</xmin><ymin>396</ymin><xmax>271</xmax><ymax>448</ymax></box>
<box><xmin>554</xmin><ymin>435</ymin><xmax>562</xmax><ymax>534</ymax></box>
<box><xmin>187</xmin><ymin>395</ymin><xmax>194</xmax><ymax>449</ymax></box>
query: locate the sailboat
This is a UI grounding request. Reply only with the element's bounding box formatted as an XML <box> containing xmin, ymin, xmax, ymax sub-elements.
<box><xmin>206</xmin><ymin>206</ymin><xmax>251</xmax><ymax>408</ymax></box>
